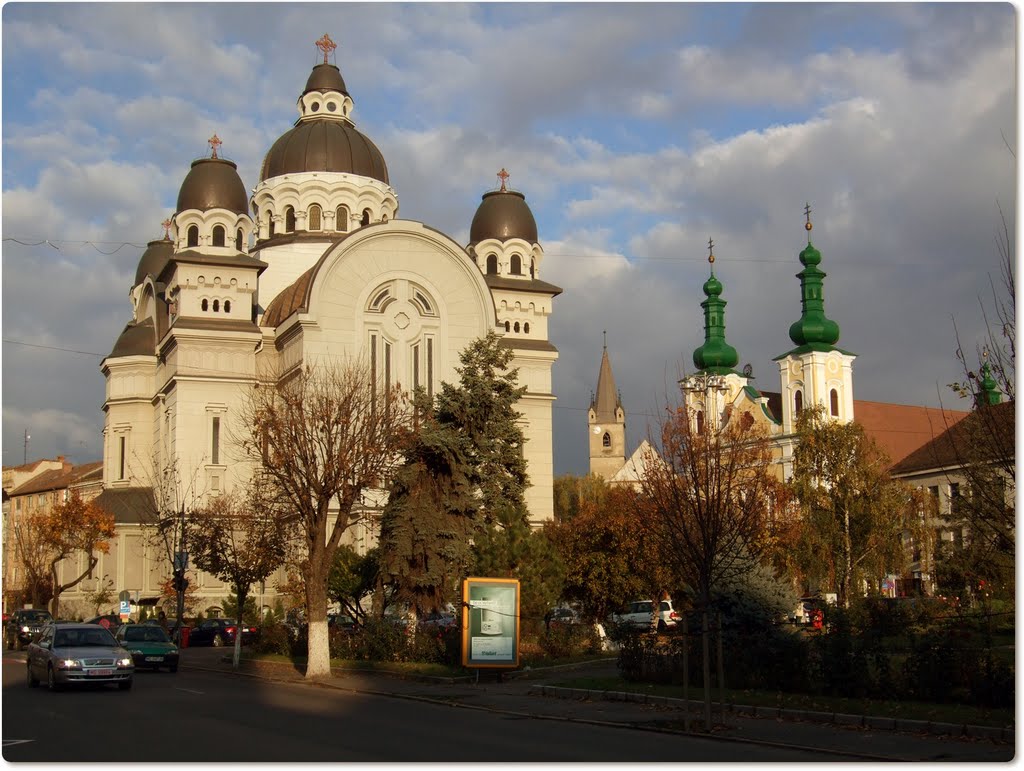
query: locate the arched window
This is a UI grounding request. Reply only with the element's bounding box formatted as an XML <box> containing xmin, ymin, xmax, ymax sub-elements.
<box><xmin>285</xmin><ymin>206</ymin><xmax>296</xmax><ymax>232</ymax></box>
<box><xmin>201</xmin><ymin>299</ymin><xmax>209</xmax><ymax>311</ymax></box>
<box><xmin>224</xmin><ymin>300</ymin><xmax>231</xmax><ymax>313</ymax></box>
<box><xmin>486</xmin><ymin>255</ymin><xmax>498</xmax><ymax>275</ymax></box>
<box><xmin>187</xmin><ymin>225</ymin><xmax>199</xmax><ymax>248</ymax></box>
<box><xmin>696</xmin><ymin>410</ymin><xmax>704</xmax><ymax>434</ymax></box>
<box><xmin>335</xmin><ymin>205</ymin><xmax>349</xmax><ymax>232</ymax></box>
<box><xmin>212</xmin><ymin>225</ymin><xmax>225</xmax><ymax>247</ymax></box>
<box><xmin>212</xmin><ymin>300</ymin><xmax>220</xmax><ymax>312</ymax></box>
<box><xmin>510</xmin><ymin>254</ymin><xmax>522</xmax><ymax>275</ymax></box>
<box><xmin>514</xmin><ymin>322</ymin><xmax>520</xmax><ymax>333</ymax></box>
<box><xmin>235</xmin><ymin>229</ymin><xmax>243</xmax><ymax>251</ymax></box>
<box><xmin>602</xmin><ymin>432</ymin><xmax>611</xmax><ymax>448</ymax></box>
<box><xmin>267</xmin><ymin>211</ymin><xmax>275</xmax><ymax>237</ymax></box>
<box><xmin>382</xmin><ymin>214</ymin><xmax>388</xmax><ymax>223</ymax></box>
<box><xmin>830</xmin><ymin>389</ymin><xmax>840</xmax><ymax>417</ymax></box>
<box><xmin>794</xmin><ymin>390</ymin><xmax>803</xmax><ymax>415</ymax></box>
<box><xmin>504</xmin><ymin>321</ymin><xmax>510</xmax><ymax>332</ymax></box>
<box><xmin>523</xmin><ymin>322</ymin><xmax>530</xmax><ymax>334</ymax></box>
<box><xmin>308</xmin><ymin>204</ymin><xmax>322</xmax><ymax>231</ymax></box>
<box><xmin>361</xmin><ymin>209</ymin><xmax>371</xmax><ymax>226</ymax></box>
<box><xmin>530</xmin><ymin>259</ymin><xmax>535</xmax><ymax>279</ymax></box>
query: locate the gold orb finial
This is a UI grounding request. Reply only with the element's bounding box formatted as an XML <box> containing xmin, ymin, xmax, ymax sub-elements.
<box><xmin>707</xmin><ymin>237</ymin><xmax>715</xmax><ymax>265</ymax></box>
<box><xmin>804</xmin><ymin>202</ymin><xmax>813</xmax><ymax>232</ymax></box>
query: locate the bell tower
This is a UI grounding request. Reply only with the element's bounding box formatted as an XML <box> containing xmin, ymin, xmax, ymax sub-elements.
<box><xmin>588</xmin><ymin>333</ymin><xmax>627</xmax><ymax>479</ymax></box>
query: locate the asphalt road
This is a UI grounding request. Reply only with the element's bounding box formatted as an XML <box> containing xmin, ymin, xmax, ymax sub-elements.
<box><xmin>2</xmin><ymin>650</ymin><xmax>835</xmax><ymax>763</ymax></box>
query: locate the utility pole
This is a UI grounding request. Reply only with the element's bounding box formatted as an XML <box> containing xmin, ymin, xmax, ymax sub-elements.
<box><xmin>23</xmin><ymin>430</ymin><xmax>30</xmax><ymax>464</ymax></box>
<box><xmin>172</xmin><ymin>505</ymin><xmax>188</xmax><ymax>645</ymax></box>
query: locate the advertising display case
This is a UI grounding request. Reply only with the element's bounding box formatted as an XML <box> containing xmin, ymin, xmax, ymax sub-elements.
<box><xmin>461</xmin><ymin>577</ymin><xmax>520</xmax><ymax>669</ymax></box>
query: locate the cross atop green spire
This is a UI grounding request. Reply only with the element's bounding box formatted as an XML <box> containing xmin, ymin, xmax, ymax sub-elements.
<box><xmin>787</xmin><ymin>204</ymin><xmax>841</xmax><ymax>351</ymax></box>
<box><xmin>692</xmin><ymin>239</ymin><xmax>739</xmax><ymax>374</ymax></box>
<box><xmin>977</xmin><ymin>360</ymin><xmax>1002</xmax><ymax>406</ymax></box>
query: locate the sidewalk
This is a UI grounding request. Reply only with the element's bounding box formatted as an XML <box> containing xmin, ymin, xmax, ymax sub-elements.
<box><xmin>181</xmin><ymin>649</ymin><xmax>1014</xmax><ymax>762</ymax></box>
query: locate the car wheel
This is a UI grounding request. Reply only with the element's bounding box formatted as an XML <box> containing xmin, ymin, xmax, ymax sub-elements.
<box><xmin>212</xmin><ymin>634</ymin><xmax>224</xmax><ymax>647</ymax></box>
<box><xmin>47</xmin><ymin>666</ymin><xmax>63</xmax><ymax>692</ymax></box>
<box><xmin>27</xmin><ymin>663</ymin><xmax>38</xmax><ymax>688</ymax></box>
<box><xmin>118</xmin><ymin>678</ymin><xmax>132</xmax><ymax>691</ymax></box>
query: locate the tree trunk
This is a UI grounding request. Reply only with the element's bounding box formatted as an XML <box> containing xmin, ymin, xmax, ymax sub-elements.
<box><xmin>841</xmin><ymin>504</ymin><xmax>853</xmax><ymax>609</ymax></box>
<box><xmin>304</xmin><ymin>558</ymin><xmax>331</xmax><ymax>680</ymax></box>
<box><xmin>233</xmin><ymin>584</ymin><xmax>248</xmax><ymax>670</ymax></box>
<box><xmin>48</xmin><ymin>563</ymin><xmax>61</xmax><ymax>619</ymax></box>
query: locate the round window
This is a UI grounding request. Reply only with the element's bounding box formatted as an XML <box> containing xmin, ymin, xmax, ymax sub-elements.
<box><xmin>310</xmin><ymin>102</ymin><xmax>320</xmax><ymax>112</ymax></box>
<box><xmin>326</xmin><ymin>102</ymin><xmax>337</xmax><ymax>112</ymax></box>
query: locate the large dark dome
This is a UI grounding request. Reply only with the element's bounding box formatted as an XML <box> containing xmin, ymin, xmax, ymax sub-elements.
<box><xmin>134</xmin><ymin>237</ymin><xmax>174</xmax><ymax>285</ymax></box>
<box><xmin>259</xmin><ymin>120</ymin><xmax>389</xmax><ymax>184</ymax></box>
<box><xmin>469</xmin><ymin>190</ymin><xmax>538</xmax><ymax>245</ymax></box>
<box><xmin>176</xmin><ymin>158</ymin><xmax>249</xmax><ymax>215</ymax></box>
<box><xmin>303</xmin><ymin>63</ymin><xmax>347</xmax><ymax>96</ymax></box>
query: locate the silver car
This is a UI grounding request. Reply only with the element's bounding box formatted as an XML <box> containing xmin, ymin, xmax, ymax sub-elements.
<box><xmin>26</xmin><ymin>623</ymin><xmax>134</xmax><ymax>691</ymax></box>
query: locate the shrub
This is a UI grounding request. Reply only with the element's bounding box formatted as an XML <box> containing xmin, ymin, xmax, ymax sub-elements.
<box><xmin>541</xmin><ymin>622</ymin><xmax>602</xmax><ymax>659</ymax></box>
<box><xmin>253</xmin><ymin>621</ymin><xmax>291</xmax><ymax>656</ymax></box>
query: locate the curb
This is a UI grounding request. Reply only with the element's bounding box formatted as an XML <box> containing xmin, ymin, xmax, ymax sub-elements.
<box><xmin>530</xmin><ymin>685</ymin><xmax>1013</xmax><ymax>744</ymax></box>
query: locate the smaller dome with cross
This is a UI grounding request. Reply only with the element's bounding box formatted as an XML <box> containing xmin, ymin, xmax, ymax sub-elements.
<box><xmin>469</xmin><ymin>170</ymin><xmax>539</xmax><ymax>245</ymax></box>
<box><xmin>176</xmin><ymin>156</ymin><xmax>249</xmax><ymax>215</ymax></box>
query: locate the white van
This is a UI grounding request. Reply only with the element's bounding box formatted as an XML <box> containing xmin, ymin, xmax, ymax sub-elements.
<box><xmin>608</xmin><ymin>599</ymin><xmax>680</xmax><ymax>631</ymax></box>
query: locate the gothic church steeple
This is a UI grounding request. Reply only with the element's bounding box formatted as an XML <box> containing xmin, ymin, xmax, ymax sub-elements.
<box><xmin>588</xmin><ymin>333</ymin><xmax>627</xmax><ymax>479</ymax></box>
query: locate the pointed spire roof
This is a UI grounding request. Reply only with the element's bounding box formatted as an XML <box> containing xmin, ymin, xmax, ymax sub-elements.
<box><xmin>784</xmin><ymin>204</ymin><xmax>844</xmax><ymax>353</ymax></box>
<box><xmin>692</xmin><ymin>239</ymin><xmax>739</xmax><ymax>374</ymax></box>
<box><xmin>591</xmin><ymin>332</ymin><xmax>622</xmax><ymax>421</ymax></box>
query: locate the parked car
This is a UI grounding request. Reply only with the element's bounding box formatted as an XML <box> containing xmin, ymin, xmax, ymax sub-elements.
<box><xmin>188</xmin><ymin>618</ymin><xmax>258</xmax><ymax>647</ymax></box>
<box><xmin>115</xmin><ymin>624</ymin><xmax>179</xmax><ymax>672</ymax></box>
<box><xmin>547</xmin><ymin>606</ymin><xmax>581</xmax><ymax>628</ymax></box>
<box><xmin>26</xmin><ymin>622</ymin><xmax>134</xmax><ymax>691</ymax></box>
<box><xmin>7</xmin><ymin>609</ymin><xmax>54</xmax><ymax>650</ymax></box>
<box><xmin>417</xmin><ymin>609</ymin><xmax>457</xmax><ymax>630</ymax></box>
<box><xmin>608</xmin><ymin>600</ymin><xmax>680</xmax><ymax>631</ymax></box>
<box><xmin>328</xmin><ymin>613</ymin><xmax>360</xmax><ymax>633</ymax></box>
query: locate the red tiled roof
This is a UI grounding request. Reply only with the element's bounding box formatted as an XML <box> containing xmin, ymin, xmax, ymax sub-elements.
<box><xmin>891</xmin><ymin>400</ymin><xmax>1014</xmax><ymax>475</ymax></box>
<box><xmin>853</xmin><ymin>400</ymin><xmax>969</xmax><ymax>466</ymax></box>
<box><xmin>10</xmin><ymin>461</ymin><xmax>103</xmax><ymax>496</ymax></box>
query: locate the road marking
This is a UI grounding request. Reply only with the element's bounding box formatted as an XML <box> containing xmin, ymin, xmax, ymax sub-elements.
<box><xmin>3</xmin><ymin>740</ymin><xmax>35</xmax><ymax>747</ymax></box>
<box><xmin>175</xmin><ymin>687</ymin><xmax>205</xmax><ymax>695</ymax></box>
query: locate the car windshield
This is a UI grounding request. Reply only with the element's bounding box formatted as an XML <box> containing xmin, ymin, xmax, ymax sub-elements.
<box><xmin>124</xmin><ymin>627</ymin><xmax>171</xmax><ymax>643</ymax></box>
<box><xmin>54</xmin><ymin>628</ymin><xmax>116</xmax><ymax>647</ymax></box>
<box><xmin>19</xmin><ymin>611</ymin><xmax>52</xmax><ymax>622</ymax></box>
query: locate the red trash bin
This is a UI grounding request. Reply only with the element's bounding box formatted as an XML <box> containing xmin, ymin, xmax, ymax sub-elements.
<box><xmin>179</xmin><ymin>626</ymin><xmax>190</xmax><ymax>648</ymax></box>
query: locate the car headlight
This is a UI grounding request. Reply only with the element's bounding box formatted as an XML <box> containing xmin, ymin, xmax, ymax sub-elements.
<box><xmin>21</xmin><ymin>625</ymin><xmax>29</xmax><ymax>632</ymax></box>
<box><xmin>117</xmin><ymin>656</ymin><xmax>133</xmax><ymax>668</ymax></box>
<box><xmin>56</xmin><ymin>659</ymin><xmax>82</xmax><ymax>670</ymax></box>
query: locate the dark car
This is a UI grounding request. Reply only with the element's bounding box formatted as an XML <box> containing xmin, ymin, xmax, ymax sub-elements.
<box><xmin>115</xmin><ymin>624</ymin><xmax>179</xmax><ymax>672</ymax></box>
<box><xmin>188</xmin><ymin>618</ymin><xmax>258</xmax><ymax>647</ymax></box>
<box><xmin>7</xmin><ymin>609</ymin><xmax>54</xmax><ymax>650</ymax></box>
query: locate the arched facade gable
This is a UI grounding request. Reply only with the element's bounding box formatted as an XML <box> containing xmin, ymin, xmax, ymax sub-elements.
<box><xmin>293</xmin><ymin>221</ymin><xmax>498</xmax><ymax>388</ymax></box>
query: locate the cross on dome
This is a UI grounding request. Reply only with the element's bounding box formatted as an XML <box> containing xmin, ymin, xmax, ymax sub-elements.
<box><xmin>316</xmin><ymin>33</ymin><xmax>337</xmax><ymax>64</ymax></box>
<box><xmin>707</xmin><ymin>236</ymin><xmax>715</xmax><ymax>265</ymax></box>
<box><xmin>208</xmin><ymin>133</ymin><xmax>222</xmax><ymax>159</ymax></box>
<box><xmin>804</xmin><ymin>202</ymin><xmax>813</xmax><ymax>239</ymax></box>
<box><xmin>161</xmin><ymin>218</ymin><xmax>172</xmax><ymax>239</ymax></box>
<box><xmin>497</xmin><ymin>167</ymin><xmax>510</xmax><ymax>192</ymax></box>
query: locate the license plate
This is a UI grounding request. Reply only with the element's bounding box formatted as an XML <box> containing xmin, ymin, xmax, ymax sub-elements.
<box><xmin>144</xmin><ymin>656</ymin><xmax>164</xmax><ymax>662</ymax></box>
<box><xmin>89</xmin><ymin>668</ymin><xmax>114</xmax><ymax>676</ymax></box>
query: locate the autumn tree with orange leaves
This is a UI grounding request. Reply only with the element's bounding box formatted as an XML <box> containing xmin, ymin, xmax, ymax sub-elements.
<box><xmin>46</xmin><ymin>492</ymin><xmax>116</xmax><ymax>619</ymax></box>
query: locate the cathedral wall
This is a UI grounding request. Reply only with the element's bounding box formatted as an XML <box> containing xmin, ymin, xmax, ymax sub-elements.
<box><xmin>257</xmin><ymin>241</ymin><xmax>335</xmax><ymax>319</ymax></box>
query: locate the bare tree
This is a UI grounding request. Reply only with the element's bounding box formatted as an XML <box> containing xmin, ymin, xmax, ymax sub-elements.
<box><xmin>185</xmin><ymin>486</ymin><xmax>289</xmax><ymax>668</ymax></box>
<box><xmin>636</xmin><ymin>395</ymin><xmax>778</xmax><ymax>610</ymax></box>
<box><xmin>238</xmin><ymin>360</ymin><xmax>412</xmax><ymax>679</ymax></box>
<box><xmin>11</xmin><ymin>514</ymin><xmax>53</xmax><ymax>609</ymax></box>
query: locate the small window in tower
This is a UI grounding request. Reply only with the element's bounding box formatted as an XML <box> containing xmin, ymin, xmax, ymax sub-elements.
<box><xmin>235</xmin><ymin>229</ymin><xmax>243</xmax><ymax>251</ymax></box>
<box><xmin>514</xmin><ymin>322</ymin><xmax>520</xmax><ymax>333</ymax></box>
<box><xmin>212</xmin><ymin>225</ymin><xmax>225</xmax><ymax>247</ymax></box>
<box><xmin>213</xmin><ymin>300</ymin><xmax>220</xmax><ymax>312</ymax></box>
<box><xmin>327</xmin><ymin>101</ymin><xmax>337</xmax><ymax>112</ymax></box>
<box><xmin>382</xmin><ymin>214</ymin><xmax>388</xmax><ymax>223</ymax></box>
<box><xmin>311</xmin><ymin>101</ymin><xmax>320</xmax><ymax>112</ymax></box>
<box><xmin>336</xmin><ymin>206</ymin><xmax>349</xmax><ymax>232</ymax></box>
<box><xmin>830</xmin><ymin>388</ymin><xmax>840</xmax><ymax>417</ymax></box>
<box><xmin>795</xmin><ymin>390</ymin><xmax>803</xmax><ymax>415</ymax></box>
<box><xmin>504</xmin><ymin>321</ymin><xmax>510</xmax><ymax>332</ymax></box>
<box><xmin>285</xmin><ymin>206</ymin><xmax>296</xmax><ymax>232</ymax></box>
<box><xmin>361</xmin><ymin>209</ymin><xmax>371</xmax><ymax>226</ymax></box>
<box><xmin>187</xmin><ymin>225</ymin><xmax>199</xmax><ymax>248</ymax></box>
<box><xmin>308</xmin><ymin>204</ymin><xmax>322</xmax><ymax>231</ymax></box>
<box><xmin>530</xmin><ymin>259</ymin><xmax>535</xmax><ymax>279</ymax></box>
<box><xmin>202</xmin><ymin>299</ymin><xmax>209</xmax><ymax>311</ymax></box>
<box><xmin>224</xmin><ymin>300</ymin><xmax>231</xmax><ymax>313</ymax></box>
<box><xmin>268</xmin><ymin>215</ymin><xmax>275</xmax><ymax>237</ymax></box>
<box><xmin>211</xmin><ymin>416</ymin><xmax>220</xmax><ymax>465</ymax></box>
<box><xmin>486</xmin><ymin>255</ymin><xmax>498</xmax><ymax>275</ymax></box>
<box><xmin>510</xmin><ymin>254</ymin><xmax>522</xmax><ymax>275</ymax></box>
<box><xmin>524</xmin><ymin>322</ymin><xmax>530</xmax><ymax>334</ymax></box>
<box><xmin>602</xmin><ymin>432</ymin><xmax>611</xmax><ymax>448</ymax></box>
<box><xmin>696</xmin><ymin>411</ymin><xmax>704</xmax><ymax>434</ymax></box>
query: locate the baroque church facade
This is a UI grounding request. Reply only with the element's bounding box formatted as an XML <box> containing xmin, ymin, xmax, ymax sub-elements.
<box><xmin>89</xmin><ymin>37</ymin><xmax>560</xmax><ymax>613</ymax></box>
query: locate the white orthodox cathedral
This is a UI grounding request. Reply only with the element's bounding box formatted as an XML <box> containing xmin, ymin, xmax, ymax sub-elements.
<box><xmin>91</xmin><ymin>37</ymin><xmax>559</xmax><ymax>608</ymax></box>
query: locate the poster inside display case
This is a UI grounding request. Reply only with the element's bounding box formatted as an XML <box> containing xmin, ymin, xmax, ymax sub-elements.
<box><xmin>461</xmin><ymin>577</ymin><xmax>520</xmax><ymax>668</ymax></box>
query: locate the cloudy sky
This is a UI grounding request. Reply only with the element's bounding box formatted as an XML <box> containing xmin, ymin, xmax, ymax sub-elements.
<box><xmin>1</xmin><ymin>3</ymin><xmax>1016</xmax><ymax>476</ymax></box>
